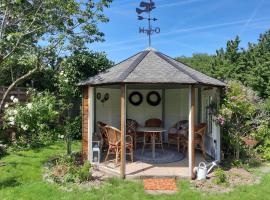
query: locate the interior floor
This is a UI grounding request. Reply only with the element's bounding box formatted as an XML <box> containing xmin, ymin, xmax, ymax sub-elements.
<box><xmin>98</xmin><ymin>146</ymin><xmax>211</xmax><ymax>179</ymax></box>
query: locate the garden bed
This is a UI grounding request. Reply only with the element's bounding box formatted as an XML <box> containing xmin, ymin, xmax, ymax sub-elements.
<box><xmin>43</xmin><ymin>153</ymin><xmax>111</xmax><ymax>190</ymax></box>
<box><xmin>191</xmin><ymin>167</ymin><xmax>261</xmax><ymax>193</ymax></box>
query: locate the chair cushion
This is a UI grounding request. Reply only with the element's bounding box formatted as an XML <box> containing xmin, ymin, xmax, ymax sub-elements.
<box><xmin>176</xmin><ymin>120</ymin><xmax>189</xmax><ymax>130</ymax></box>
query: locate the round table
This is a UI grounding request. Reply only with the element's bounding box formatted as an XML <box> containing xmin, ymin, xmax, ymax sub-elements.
<box><xmin>136</xmin><ymin>127</ymin><xmax>167</xmax><ymax>159</ymax></box>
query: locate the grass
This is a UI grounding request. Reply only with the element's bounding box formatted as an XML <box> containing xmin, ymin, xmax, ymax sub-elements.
<box><xmin>0</xmin><ymin>142</ymin><xmax>270</xmax><ymax>200</ymax></box>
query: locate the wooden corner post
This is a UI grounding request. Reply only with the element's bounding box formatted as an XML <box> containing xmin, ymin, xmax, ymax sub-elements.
<box><xmin>188</xmin><ymin>85</ymin><xmax>196</xmax><ymax>179</ymax></box>
<box><xmin>82</xmin><ymin>87</ymin><xmax>89</xmax><ymax>161</ymax></box>
<box><xmin>120</xmin><ymin>84</ymin><xmax>126</xmax><ymax>179</ymax></box>
<box><xmin>82</xmin><ymin>87</ymin><xmax>94</xmax><ymax>162</ymax></box>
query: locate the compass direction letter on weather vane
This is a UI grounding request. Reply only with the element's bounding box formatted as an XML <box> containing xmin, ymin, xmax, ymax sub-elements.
<box><xmin>136</xmin><ymin>0</ymin><xmax>160</xmax><ymax>47</ymax></box>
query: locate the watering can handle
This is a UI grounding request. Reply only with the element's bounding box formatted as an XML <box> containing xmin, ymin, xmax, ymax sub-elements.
<box><xmin>199</xmin><ymin>162</ymin><xmax>206</xmax><ymax>168</ymax></box>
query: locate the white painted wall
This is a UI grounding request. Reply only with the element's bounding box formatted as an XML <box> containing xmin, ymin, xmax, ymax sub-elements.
<box><xmin>164</xmin><ymin>89</ymin><xmax>189</xmax><ymax>136</ymax></box>
<box><xmin>95</xmin><ymin>88</ymin><xmax>121</xmax><ymax>129</ymax></box>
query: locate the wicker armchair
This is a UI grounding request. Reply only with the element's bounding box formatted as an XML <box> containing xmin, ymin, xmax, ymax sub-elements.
<box><xmin>142</xmin><ymin>118</ymin><xmax>164</xmax><ymax>153</ymax></box>
<box><xmin>194</xmin><ymin>123</ymin><xmax>207</xmax><ymax>159</ymax></box>
<box><xmin>167</xmin><ymin>120</ymin><xmax>188</xmax><ymax>151</ymax></box>
<box><xmin>97</xmin><ymin>121</ymin><xmax>108</xmax><ymax>151</ymax></box>
<box><xmin>126</xmin><ymin>119</ymin><xmax>138</xmax><ymax>149</ymax></box>
<box><xmin>178</xmin><ymin>123</ymin><xmax>207</xmax><ymax>158</ymax></box>
<box><xmin>104</xmin><ymin>125</ymin><xmax>133</xmax><ymax>164</ymax></box>
<box><xmin>145</xmin><ymin>118</ymin><xmax>162</xmax><ymax>127</ymax></box>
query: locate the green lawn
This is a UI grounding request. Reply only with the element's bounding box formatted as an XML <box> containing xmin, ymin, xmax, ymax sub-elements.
<box><xmin>0</xmin><ymin>142</ymin><xmax>270</xmax><ymax>200</ymax></box>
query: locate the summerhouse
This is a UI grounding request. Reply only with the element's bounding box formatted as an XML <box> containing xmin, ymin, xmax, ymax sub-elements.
<box><xmin>78</xmin><ymin>48</ymin><xmax>225</xmax><ymax>179</ymax></box>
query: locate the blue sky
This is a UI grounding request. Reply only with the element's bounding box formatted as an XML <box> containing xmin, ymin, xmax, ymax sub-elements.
<box><xmin>89</xmin><ymin>0</ymin><xmax>270</xmax><ymax>63</ymax></box>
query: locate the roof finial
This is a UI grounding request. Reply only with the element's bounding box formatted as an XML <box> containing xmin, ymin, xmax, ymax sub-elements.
<box><xmin>136</xmin><ymin>0</ymin><xmax>160</xmax><ymax>47</ymax></box>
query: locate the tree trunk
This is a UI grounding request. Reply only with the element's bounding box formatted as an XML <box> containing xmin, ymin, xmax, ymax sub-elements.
<box><xmin>67</xmin><ymin>138</ymin><xmax>72</xmax><ymax>155</ymax></box>
<box><xmin>235</xmin><ymin>143</ymin><xmax>240</xmax><ymax>160</ymax></box>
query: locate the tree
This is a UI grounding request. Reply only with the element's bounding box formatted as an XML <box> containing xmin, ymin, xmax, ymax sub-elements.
<box><xmin>55</xmin><ymin>50</ymin><xmax>113</xmax><ymax>154</ymax></box>
<box><xmin>176</xmin><ymin>30</ymin><xmax>270</xmax><ymax>99</ymax></box>
<box><xmin>0</xmin><ymin>0</ymin><xmax>112</xmax><ymax>111</ymax></box>
<box><xmin>176</xmin><ymin>53</ymin><xmax>214</xmax><ymax>76</ymax></box>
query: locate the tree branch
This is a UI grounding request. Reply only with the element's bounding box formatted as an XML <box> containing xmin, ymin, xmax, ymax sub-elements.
<box><xmin>0</xmin><ymin>57</ymin><xmax>41</xmax><ymax>111</ymax></box>
<box><xmin>1</xmin><ymin>2</ymin><xmax>43</xmax><ymax>63</ymax></box>
<box><xmin>0</xmin><ymin>6</ymin><xmax>8</xmax><ymax>39</ymax></box>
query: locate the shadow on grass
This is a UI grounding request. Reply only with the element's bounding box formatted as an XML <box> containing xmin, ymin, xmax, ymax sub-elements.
<box><xmin>0</xmin><ymin>177</ymin><xmax>21</xmax><ymax>189</ymax></box>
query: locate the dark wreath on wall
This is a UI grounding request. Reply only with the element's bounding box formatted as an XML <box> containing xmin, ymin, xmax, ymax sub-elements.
<box><xmin>96</xmin><ymin>92</ymin><xmax>109</xmax><ymax>103</ymax></box>
<box><xmin>147</xmin><ymin>91</ymin><xmax>161</xmax><ymax>106</ymax></box>
<box><xmin>129</xmin><ymin>91</ymin><xmax>143</xmax><ymax>106</ymax></box>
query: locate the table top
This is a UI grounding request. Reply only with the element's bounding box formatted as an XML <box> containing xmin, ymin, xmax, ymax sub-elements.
<box><xmin>136</xmin><ymin>126</ymin><xmax>167</xmax><ymax>133</ymax></box>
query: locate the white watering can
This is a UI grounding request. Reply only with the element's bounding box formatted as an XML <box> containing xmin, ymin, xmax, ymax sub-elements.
<box><xmin>194</xmin><ymin>161</ymin><xmax>218</xmax><ymax>180</ymax></box>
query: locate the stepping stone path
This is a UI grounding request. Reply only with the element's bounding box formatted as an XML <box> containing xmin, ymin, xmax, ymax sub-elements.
<box><xmin>143</xmin><ymin>178</ymin><xmax>178</xmax><ymax>194</ymax></box>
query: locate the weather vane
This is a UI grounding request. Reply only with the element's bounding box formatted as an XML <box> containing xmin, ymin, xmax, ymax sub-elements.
<box><xmin>136</xmin><ymin>0</ymin><xmax>160</xmax><ymax>47</ymax></box>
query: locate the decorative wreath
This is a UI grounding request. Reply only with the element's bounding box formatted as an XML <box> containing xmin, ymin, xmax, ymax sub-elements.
<box><xmin>147</xmin><ymin>91</ymin><xmax>161</xmax><ymax>106</ymax></box>
<box><xmin>96</xmin><ymin>92</ymin><xmax>101</xmax><ymax>100</ymax></box>
<box><xmin>129</xmin><ymin>91</ymin><xmax>143</xmax><ymax>106</ymax></box>
<box><xmin>97</xmin><ymin>92</ymin><xmax>109</xmax><ymax>103</ymax></box>
<box><xmin>104</xmin><ymin>93</ymin><xmax>109</xmax><ymax>101</ymax></box>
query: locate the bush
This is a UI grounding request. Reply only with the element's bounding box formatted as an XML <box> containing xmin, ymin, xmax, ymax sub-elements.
<box><xmin>216</xmin><ymin>81</ymin><xmax>270</xmax><ymax>161</ymax></box>
<box><xmin>78</xmin><ymin>161</ymin><xmax>92</xmax><ymax>182</ymax></box>
<box><xmin>0</xmin><ymin>142</ymin><xmax>7</xmax><ymax>157</ymax></box>
<box><xmin>3</xmin><ymin>89</ymin><xmax>60</xmax><ymax>148</ymax></box>
<box><xmin>214</xmin><ymin>168</ymin><xmax>227</xmax><ymax>185</ymax></box>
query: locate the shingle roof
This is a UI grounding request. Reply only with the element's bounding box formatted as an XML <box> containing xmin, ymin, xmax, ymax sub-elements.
<box><xmin>78</xmin><ymin>49</ymin><xmax>225</xmax><ymax>87</ymax></box>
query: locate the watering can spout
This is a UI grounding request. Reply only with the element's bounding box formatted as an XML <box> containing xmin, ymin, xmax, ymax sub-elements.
<box><xmin>207</xmin><ymin>161</ymin><xmax>218</xmax><ymax>174</ymax></box>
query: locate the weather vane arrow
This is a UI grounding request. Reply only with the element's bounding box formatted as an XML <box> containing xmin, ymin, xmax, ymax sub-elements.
<box><xmin>136</xmin><ymin>0</ymin><xmax>160</xmax><ymax>47</ymax></box>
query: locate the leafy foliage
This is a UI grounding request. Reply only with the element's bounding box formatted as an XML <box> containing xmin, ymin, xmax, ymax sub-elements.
<box><xmin>214</xmin><ymin>81</ymin><xmax>270</xmax><ymax>160</ymax></box>
<box><xmin>3</xmin><ymin>89</ymin><xmax>60</xmax><ymax>148</ymax></box>
<box><xmin>55</xmin><ymin>50</ymin><xmax>112</xmax><ymax>99</ymax></box>
<box><xmin>0</xmin><ymin>142</ymin><xmax>7</xmax><ymax>157</ymax></box>
<box><xmin>54</xmin><ymin>50</ymin><xmax>112</xmax><ymax>154</ymax></box>
<box><xmin>214</xmin><ymin>168</ymin><xmax>228</xmax><ymax>185</ymax></box>
<box><xmin>176</xmin><ymin>53</ymin><xmax>214</xmax><ymax>76</ymax></box>
<box><xmin>0</xmin><ymin>0</ymin><xmax>112</xmax><ymax>111</ymax></box>
<box><xmin>177</xmin><ymin>30</ymin><xmax>270</xmax><ymax>99</ymax></box>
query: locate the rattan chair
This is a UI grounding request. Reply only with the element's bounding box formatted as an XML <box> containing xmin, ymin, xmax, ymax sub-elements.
<box><xmin>126</xmin><ymin>119</ymin><xmax>138</xmax><ymax>149</ymax></box>
<box><xmin>105</xmin><ymin>125</ymin><xmax>133</xmax><ymax>164</ymax></box>
<box><xmin>167</xmin><ymin>120</ymin><xmax>188</xmax><ymax>151</ymax></box>
<box><xmin>194</xmin><ymin>123</ymin><xmax>207</xmax><ymax>159</ymax></box>
<box><xmin>145</xmin><ymin>118</ymin><xmax>162</xmax><ymax>127</ymax></box>
<box><xmin>142</xmin><ymin>118</ymin><xmax>164</xmax><ymax>153</ymax></box>
<box><xmin>97</xmin><ymin>121</ymin><xmax>108</xmax><ymax>151</ymax></box>
<box><xmin>178</xmin><ymin>123</ymin><xmax>207</xmax><ymax>158</ymax></box>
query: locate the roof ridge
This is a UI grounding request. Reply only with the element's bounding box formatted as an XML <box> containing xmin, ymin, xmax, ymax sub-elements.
<box><xmin>77</xmin><ymin>51</ymin><xmax>144</xmax><ymax>86</ymax></box>
<box><xmin>118</xmin><ymin>50</ymin><xmax>150</xmax><ymax>81</ymax></box>
<box><xmin>154</xmin><ymin>51</ymin><xmax>202</xmax><ymax>83</ymax></box>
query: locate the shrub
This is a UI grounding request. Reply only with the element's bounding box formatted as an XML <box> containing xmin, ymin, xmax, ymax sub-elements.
<box><xmin>214</xmin><ymin>168</ymin><xmax>227</xmax><ymax>185</ymax></box>
<box><xmin>216</xmin><ymin>81</ymin><xmax>270</xmax><ymax>160</ymax></box>
<box><xmin>3</xmin><ymin>89</ymin><xmax>60</xmax><ymax>148</ymax></box>
<box><xmin>0</xmin><ymin>142</ymin><xmax>7</xmax><ymax>157</ymax></box>
<box><xmin>78</xmin><ymin>161</ymin><xmax>92</xmax><ymax>182</ymax></box>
